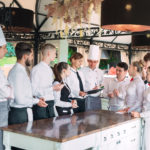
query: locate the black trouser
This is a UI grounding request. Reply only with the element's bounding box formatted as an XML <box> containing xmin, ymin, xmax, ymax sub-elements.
<box><xmin>33</xmin><ymin>100</ymin><xmax>55</xmax><ymax>120</ymax></box>
<box><xmin>73</xmin><ymin>98</ymin><xmax>85</xmax><ymax>113</ymax></box>
<box><xmin>56</xmin><ymin>106</ymin><xmax>72</xmax><ymax>116</ymax></box>
<box><xmin>8</xmin><ymin>107</ymin><xmax>28</xmax><ymax>125</ymax></box>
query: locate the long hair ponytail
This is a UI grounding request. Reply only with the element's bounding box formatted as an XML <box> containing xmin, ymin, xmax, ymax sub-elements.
<box><xmin>53</xmin><ymin>62</ymin><xmax>69</xmax><ymax>82</ymax></box>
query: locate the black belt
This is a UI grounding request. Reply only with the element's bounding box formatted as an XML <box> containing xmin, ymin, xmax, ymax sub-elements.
<box><xmin>10</xmin><ymin>107</ymin><xmax>32</xmax><ymax>110</ymax></box>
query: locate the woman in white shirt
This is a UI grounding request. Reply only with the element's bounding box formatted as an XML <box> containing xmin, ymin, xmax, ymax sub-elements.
<box><xmin>66</xmin><ymin>52</ymin><xmax>87</xmax><ymax>113</ymax></box>
<box><xmin>53</xmin><ymin>62</ymin><xmax>78</xmax><ymax>116</ymax></box>
<box><xmin>119</xmin><ymin>61</ymin><xmax>145</xmax><ymax>113</ymax></box>
<box><xmin>132</xmin><ymin>66</ymin><xmax>150</xmax><ymax>150</ymax></box>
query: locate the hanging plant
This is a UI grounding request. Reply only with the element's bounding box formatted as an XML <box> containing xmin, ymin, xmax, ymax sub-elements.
<box><xmin>45</xmin><ymin>0</ymin><xmax>103</xmax><ymax>36</ymax></box>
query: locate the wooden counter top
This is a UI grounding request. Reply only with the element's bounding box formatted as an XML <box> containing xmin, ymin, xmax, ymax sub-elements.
<box><xmin>1</xmin><ymin>110</ymin><xmax>138</xmax><ymax>142</ymax></box>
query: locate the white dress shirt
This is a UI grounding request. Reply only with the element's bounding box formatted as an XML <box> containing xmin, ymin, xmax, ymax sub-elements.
<box><xmin>66</xmin><ymin>67</ymin><xmax>86</xmax><ymax>99</ymax></box>
<box><xmin>0</xmin><ymin>69</ymin><xmax>13</xmax><ymax>102</ymax></box>
<box><xmin>31</xmin><ymin>61</ymin><xmax>54</xmax><ymax>101</ymax></box>
<box><xmin>53</xmin><ymin>81</ymin><xmax>72</xmax><ymax>108</ymax></box>
<box><xmin>140</xmin><ymin>87</ymin><xmax>150</xmax><ymax>118</ymax></box>
<box><xmin>140</xmin><ymin>86</ymin><xmax>150</xmax><ymax>150</ymax></box>
<box><xmin>102</xmin><ymin>77</ymin><xmax>130</xmax><ymax>111</ymax></box>
<box><xmin>8</xmin><ymin>63</ymin><xmax>39</xmax><ymax>108</ymax></box>
<box><xmin>80</xmin><ymin>66</ymin><xmax>104</xmax><ymax>97</ymax></box>
<box><xmin>126</xmin><ymin>75</ymin><xmax>145</xmax><ymax>112</ymax></box>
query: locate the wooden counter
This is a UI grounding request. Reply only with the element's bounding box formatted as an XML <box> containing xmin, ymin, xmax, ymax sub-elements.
<box><xmin>1</xmin><ymin>110</ymin><xmax>141</xmax><ymax>150</ymax></box>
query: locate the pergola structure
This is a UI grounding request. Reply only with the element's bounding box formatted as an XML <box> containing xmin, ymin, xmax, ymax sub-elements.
<box><xmin>0</xmin><ymin>0</ymin><xmax>150</xmax><ymax>64</ymax></box>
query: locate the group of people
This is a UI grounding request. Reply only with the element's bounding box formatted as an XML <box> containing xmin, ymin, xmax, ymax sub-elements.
<box><xmin>0</xmin><ymin>27</ymin><xmax>103</xmax><ymax>150</ymax></box>
<box><xmin>1</xmin><ymin>24</ymin><xmax>150</xmax><ymax>150</ymax></box>
<box><xmin>103</xmin><ymin>54</ymin><xmax>150</xmax><ymax>150</ymax></box>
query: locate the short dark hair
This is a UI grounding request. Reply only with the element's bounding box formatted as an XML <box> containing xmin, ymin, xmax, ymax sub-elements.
<box><xmin>117</xmin><ymin>62</ymin><xmax>128</xmax><ymax>71</ymax></box>
<box><xmin>15</xmin><ymin>42</ymin><xmax>32</xmax><ymax>60</ymax></box>
<box><xmin>144</xmin><ymin>53</ymin><xmax>150</xmax><ymax>62</ymax></box>
<box><xmin>70</xmin><ymin>52</ymin><xmax>83</xmax><ymax>62</ymax></box>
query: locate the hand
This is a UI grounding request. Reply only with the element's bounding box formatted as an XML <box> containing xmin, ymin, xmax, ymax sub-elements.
<box><xmin>93</xmin><ymin>86</ymin><xmax>99</xmax><ymax>90</ymax></box>
<box><xmin>37</xmin><ymin>98</ymin><xmax>48</xmax><ymax>107</ymax></box>
<box><xmin>124</xmin><ymin>107</ymin><xmax>130</xmax><ymax>112</ymax></box>
<box><xmin>53</xmin><ymin>84</ymin><xmax>64</xmax><ymax>91</ymax></box>
<box><xmin>118</xmin><ymin>107</ymin><xmax>130</xmax><ymax>113</ymax></box>
<box><xmin>71</xmin><ymin>100</ymin><xmax>78</xmax><ymax>108</ymax></box>
<box><xmin>113</xmin><ymin>89</ymin><xmax>119</xmax><ymax>97</ymax></box>
<box><xmin>79</xmin><ymin>91</ymin><xmax>87</xmax><ymax>97</ymax></box>
<box><xmin>117</xmin><ymin>109</ymin><xmax>126</xmax><ymax>113</ymax></box>
<box><xmin>108</xmin><ymin>92</ymin><xmax>114</xmax><ymax>98</ymax></box>
<box><xmin>131</xmin><ymin>111</ymin><xmax>140</xmax><ymax>118</ymax></box>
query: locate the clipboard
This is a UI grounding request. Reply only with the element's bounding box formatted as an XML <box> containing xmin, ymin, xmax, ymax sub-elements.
<box><xmin>86</xmin><ymin>86</ymin><xmax>104</xmax><ymax>94</ymax></box>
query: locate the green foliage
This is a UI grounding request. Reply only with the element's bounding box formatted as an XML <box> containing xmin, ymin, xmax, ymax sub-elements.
<box><xmin>0</xmin><ymin>57</ymin><xmax>16</xmax><ymax>66</ymax></box>
<box><xmin>0</xmin><ymin>42</ymin><xmax>16</xmax><ymax>66</ymax></box>
<box><xmin>5</xmin><ymin>43</ymin><xmax>16</xmax><ymax>57</ymax></box>
<box><xmin>67</xmin><ymin>47</ymin><xmax>77</xmax><ymax>65</ymax></box>
<box><xmin>99</xmin><ymin>51</ymin><xmax>120</xmax><ymax>69</ymax></box>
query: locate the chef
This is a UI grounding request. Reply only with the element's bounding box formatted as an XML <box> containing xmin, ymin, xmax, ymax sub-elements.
<box><xmin>31</xmin><ymin>43</ymin><xmax>63</xmax><ymax>120</ymax></box>
<box><xmin>0</xmin><ymin>27</ymin><xmax>13</xmax><ymax>150</ymax></box>
<box><xmin>80</xmin><ymin>45</ymin><xmax>103</xmax><ymax>111</ymax></box>
<box><xmin>8</xmin><ymin>42</ymin><xmax>47</xmax><ymax>125</ymax></box>
<box><xmin>103</xmin><ymin>62</ymin><xmax>130</xmax><ymax>112</ymax></box>
<box><xmin>66</xmin><ymin>52</ymin><xmax>87</xmax><ymax>113</ymax></box>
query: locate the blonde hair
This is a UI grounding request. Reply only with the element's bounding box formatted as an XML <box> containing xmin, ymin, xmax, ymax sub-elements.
<box><xmin>132</xmin><ymin>60</ymin><xmax>144</xmax><ymax>73</ymax></box>
<box><xmin>41</xmin><ymin>43</ymin><xmax>56</xmax><ymax>56</ymax></box>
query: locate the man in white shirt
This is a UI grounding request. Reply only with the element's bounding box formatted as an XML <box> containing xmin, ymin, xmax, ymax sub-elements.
<box><xmin>0</xmin><ymin>27</ymin><xmax>13</xmax><ymax>150</ymax></box>
<box><xmin>8</xmin><ymin>42</ymin><xmax>47</xmax><ymax>125</ymax></box>
<box><xmin>80</xmin><ymin>45</ymin><xmax>103</xmax><ymax>111</ymax></box>
<box><xmin>103</xmin><ymin>62</ymin><xmax>130</xmax><ymax>111</ymax></box>
<box><xmin>31</xmin><ymin>43</ymin><xmax>62</xmax><ymax>120</ymax></box>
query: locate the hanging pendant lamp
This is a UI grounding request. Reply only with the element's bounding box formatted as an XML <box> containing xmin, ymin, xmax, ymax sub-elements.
<box><xmin>0</xmin><ymin>7</ymin><xmax>34</xmax><ymax>32</ymax></box>
<box><xmin>101</xmin><ymin>0</ymin><xmax>150</xmax><ymax>32</ymax></box>
<box><xmin>132</xmin><ymin>34</ymin><xmax>150</xmax><ymax>49</ymax></box>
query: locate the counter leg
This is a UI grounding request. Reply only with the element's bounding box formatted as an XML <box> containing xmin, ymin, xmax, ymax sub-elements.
<box><xmin>3</xmin><ymin>131</ymin><xmax>11</xmax><ymax>150</ymax></box>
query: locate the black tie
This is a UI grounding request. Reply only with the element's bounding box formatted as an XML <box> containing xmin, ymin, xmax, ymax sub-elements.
<box><xmin>76</xmin><ymin>71</ymin><xmax>84</xmax><ymax>91</ymax></box>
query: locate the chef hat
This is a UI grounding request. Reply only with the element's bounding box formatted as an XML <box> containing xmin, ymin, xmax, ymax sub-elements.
<box><xmin>0</xmin><ymin>26</ymin><xmax>6</xmax><ymax>47</ymax></box>
<box><xmin>88</xmin><ymin>45</ymin><xmax>100</xmax><ymax>60</ymax></box>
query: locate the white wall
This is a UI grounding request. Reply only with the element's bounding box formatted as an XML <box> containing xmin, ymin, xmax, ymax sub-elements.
<box><xmin>45</xmin><ymin>39</ymin><xmax>68</xmax><ymax>63</ymax></box>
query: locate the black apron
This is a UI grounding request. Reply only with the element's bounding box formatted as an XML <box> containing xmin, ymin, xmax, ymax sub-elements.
<box><xmin>71</xmin><ymin>98</ymin><xmax>85</xmax><ymax>113</ymax></box>
<box><xmin>33</xmin><ymin>100</ymin><xmax>55</xmax><ymax>120</ymax></box>
<box><xmin>56</xmin><ymin>83</ymin><xmax>72</xmax><ymax>116</ymax></box>
<box><xmin>8</xmin><ymin>107</ymin><xmax>28</xmax><ymax>125</ymax></box>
